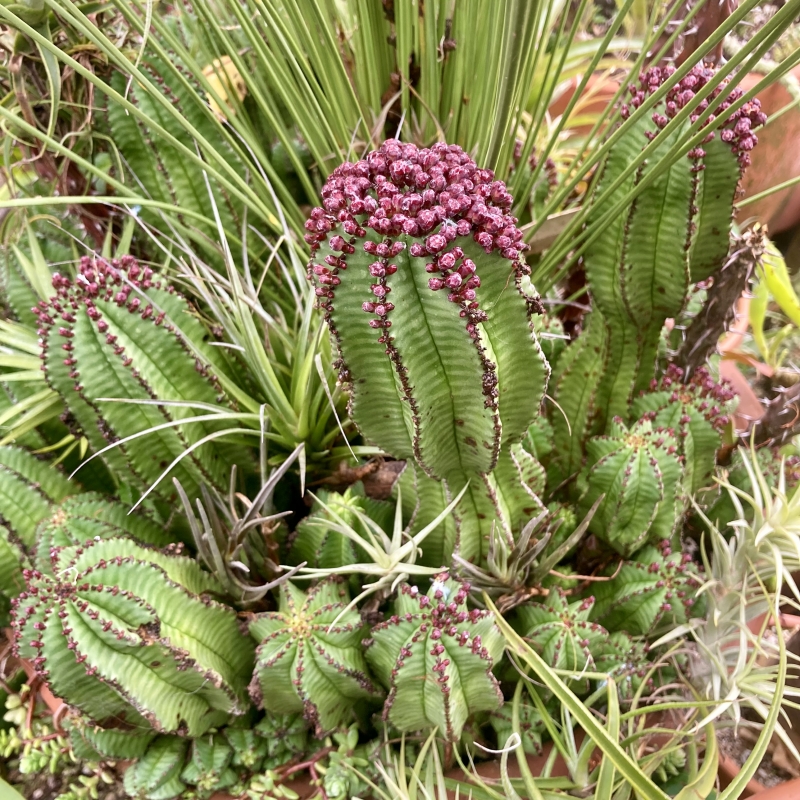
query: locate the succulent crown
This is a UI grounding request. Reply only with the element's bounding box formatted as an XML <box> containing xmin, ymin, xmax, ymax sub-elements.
<box><xmin>248</xmin><ymin>578</ymin><xmax>382</xmax><ymax>736</ymax></box>
<box><xmin>579</xmin><ymin>418</ymin><xmax>683</xmax><ymax>556</ymax></box>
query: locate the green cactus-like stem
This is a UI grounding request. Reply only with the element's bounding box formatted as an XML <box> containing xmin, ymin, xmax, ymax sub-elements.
<box><xmin>631</xmin><ymin>365</ymin><xmax>734</xmax><ymax>494</ymax></box>
<box><xmin>123</xmin><ymin>736</ymin><xmax>189</xmax><ymax>800</ymax></box>
<box><xmin>248</xmin><ymin>579</ymin><xmax>382</xmax><ymax>736</ymax></box>
<box><xmin>516</xmin><ymin>589</ymin><xmax>608</xmax><ymax>677</ymax></box>
<box><xmin>0</xmin><ymin>446</ymin><xmax>77</xmax><ymax>620</ymax></box>
<box><xmin>578</xmin><ymin>418</ymin><xmax>683</xmax><ymax>557</ymax></box>
<box><xmin>364</xmin><ymin>574</ymin><xmax>504</xmax><ymax>741</ymax></box>
<box><xmin>307</xmin><ymin>140</ymin><xmax>549</xmax><ymax>563</ymax></box>
<box><xmin>551</xmin><ymin>65</ymin><xmax>766</xmax><ymax>470</ymax></box>
<box><xmin>0</xmin><ymin>446</ymin><xmax>75</xmax><ymax>549</ymax></box>
<box><xmin>36</xmin><ymin>255</ymin><xmax>250</xmax><ymax>507</ymax></box>
<box><xmin>33</xmin><ymin>493</ymin><xmax>171</xmax><ymax>573</ymax></box>
<box><xmin>12</xmin><ymin>538</ymin><xmax>254</xmax><ymax>736</ymax></box>
<box><xmin>590</xmin><ymin>541</ymin><xmax>704</xmax><ymax>636</ymax></box>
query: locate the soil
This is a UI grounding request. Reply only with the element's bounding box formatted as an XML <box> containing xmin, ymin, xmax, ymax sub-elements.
<box><xmin>717</xmin><ymin>726</ymin><xmax>799</xmax><ymax>789</ymax></box>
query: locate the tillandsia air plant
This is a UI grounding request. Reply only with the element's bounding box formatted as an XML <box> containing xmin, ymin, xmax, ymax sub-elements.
<box><xmin>2</xmin><ymin>0</ymin><xmax>800</xmax><ymax>797</ymax></box>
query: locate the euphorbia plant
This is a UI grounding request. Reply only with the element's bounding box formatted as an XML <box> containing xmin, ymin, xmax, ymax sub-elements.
<box><xmin>549</xmin><ymin>65</ymin><xmax>767</xmax><ymax>482</ymax></box>
<box><xmin>305</xmin><ymin>139</ymin><xmax>550</xmax><ymax>564</ymax></box>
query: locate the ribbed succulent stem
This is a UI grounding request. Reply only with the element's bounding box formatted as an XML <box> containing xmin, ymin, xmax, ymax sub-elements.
<box><xmin>12</xmin><ymin>537</ymin><xmax>254</xmax><ymax>736</ymax></box>
<box><xmin>551</xmin><ymin>64</ymin><xmax>766</xmax><ymax>478</ymax></box>
<box><xmin>35</xmin><ymin>255</ymin><xmax>251</xmax><ymax>507</ymax></box>
<box><xmin>307</xmin><ymin>140</ymin><xmax>549</xmax><ymax>564</ymax></box>
<box><xmin>364</xmin><ymin>574</ymin><xmax>504</xmax><ymax>742</ymax></box>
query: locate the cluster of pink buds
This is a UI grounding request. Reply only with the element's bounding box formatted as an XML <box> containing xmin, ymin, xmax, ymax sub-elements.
<box><xmin>620</xmin><ymin>64</ymin><xmax>767</xmax><ymax>168</ymax></box>
<box><xmin>648</xmin><ymin>364</ymin><xmax>735</xmax><ymax>432</ymax></box>
<box><xmin>32</xmin><ymin>256</ymin><xmax>168</xmax><ymax>386</ymax></box>
<box><xmin>305</xmin><ymin>139</ymin><xmax>527</xmax><ymax>339</ymax></box>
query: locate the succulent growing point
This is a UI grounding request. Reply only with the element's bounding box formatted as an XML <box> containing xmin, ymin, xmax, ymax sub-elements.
<box><xmin>577</xmin><ymin>418</ymin><xmax>683</xmax><ymax>556</ymax></box>
<box><xmin>551</xmin><ymin>65</ymin><xmax>765</xmax><ymax>480</ymax></box>
<box><xmin>33</xmin><ymin>493</ymin><xmax>171</xmax><ymax>574</ymax></box>
<box><xmin>516</xmin><ymin>589</ymin><xmax>609</xmax><ymax>676</ymax></box>
<box><xmin>248</xmin><ymin>578</ymin><xmax>382</xmax><ymax>735</ymax></box>
<box><xmin>12</xmin><ymin>537</ymin><xmax>254</xmax><ymax>736</ymax></box>
<box><xmin>364</xmin><ymin>574</ymin><xmax>504</xmax><ymax>741</ymax></box>
<box><xmin>631</xmin><ymin>364</ymin><xmax>734</xmax><ymax>494</ymax></box>
<box><xmin>35</xmin><ymin>255</ymin><xmax>249</xmax><ymax>508</ymax></box>
<box><xmin>306</xmin><ymin>139</ymin><xmax>549</xmax><ymax>564</ymax></box>
<box><xmin>590</xmin><ymin>541</ymin><xmax>704</xmax><ymax>636</ymax></box>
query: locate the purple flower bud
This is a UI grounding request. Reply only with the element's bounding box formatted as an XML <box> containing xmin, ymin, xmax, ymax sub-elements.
<box><xmin>428</xmin><ymin>278</ymin><xmax>445</xmax><ymax>291</ymax></box>
<box><xmin>426</xmin><ymin>234</ymin><xmax>448</xmax><ymax>253</ymax></box>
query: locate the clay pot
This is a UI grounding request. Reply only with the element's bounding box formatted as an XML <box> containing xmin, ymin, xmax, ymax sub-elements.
<box><xmin>738</xmin><ymin>68</ymin><xmax>800</xmax><ymax>235</ymax></box>
<box><xmin>718</xmin><ymin>754</ymin><xmax>800</xmax><ymax>799</ymax></box>
<box><xmin>718</xmin><ymin>752</ymin><xmax>772</xmax><ymax>798</ymax></box>
<box><xmin>744</xmin><ymin>779</ymin><xmax>800</xmax><ymax>800</ymax></box>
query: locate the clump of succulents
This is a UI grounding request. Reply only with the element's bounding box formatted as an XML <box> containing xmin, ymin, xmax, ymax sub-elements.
<box><xmin>0</xmin><ymin>50</ymin><xmax>780</xmax><ymax>800</ymax></box>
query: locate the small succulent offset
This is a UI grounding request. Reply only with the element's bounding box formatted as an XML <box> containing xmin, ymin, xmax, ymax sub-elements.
<box><xmin>248</xmin><ymin>578</ymin><xmax>382</xmax><ymax>735</ymax></box>
<box><xmin>516</xmin><ymin>589</ymin><xmax>608</xmax><ymax>675</ymax></box>
<box><xmin>631</xmin><ymin>365</ymin><xmax>734</xmax><ymax>494</ymax></box>
<box><xmin>365</xmin><ymin>574</ymin><xmax>504</xmax><ymax>741</ymax></box>
<box><xmin>12</xmin><ymin>537</ymin><xmax>254</xmax><ymax>736</ymax></box>
<box><xmin>306</xmin><ymin>139</ymin><xmax>549</xmax><ymax>564</ymax></box>
<box><xmin>590</xmin><ymin>541</ymin><xmax>704</xmax><ymax>636</ymax></box>
<box><xmin>578</xmin><ymin>418</ymin><xmax>683</xmax><ymax>557</ymax></box>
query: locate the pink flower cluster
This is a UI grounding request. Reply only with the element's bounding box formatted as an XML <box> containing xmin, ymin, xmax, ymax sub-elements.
<box><xmin>305</xmin><ymin>140</ymin><xmax>526</xmax><ymax>339</ymax></box>
<box><xmin>621</xmin><ymin>64</ymin><xmax>767</xmax><ymax>168</ymax></box>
